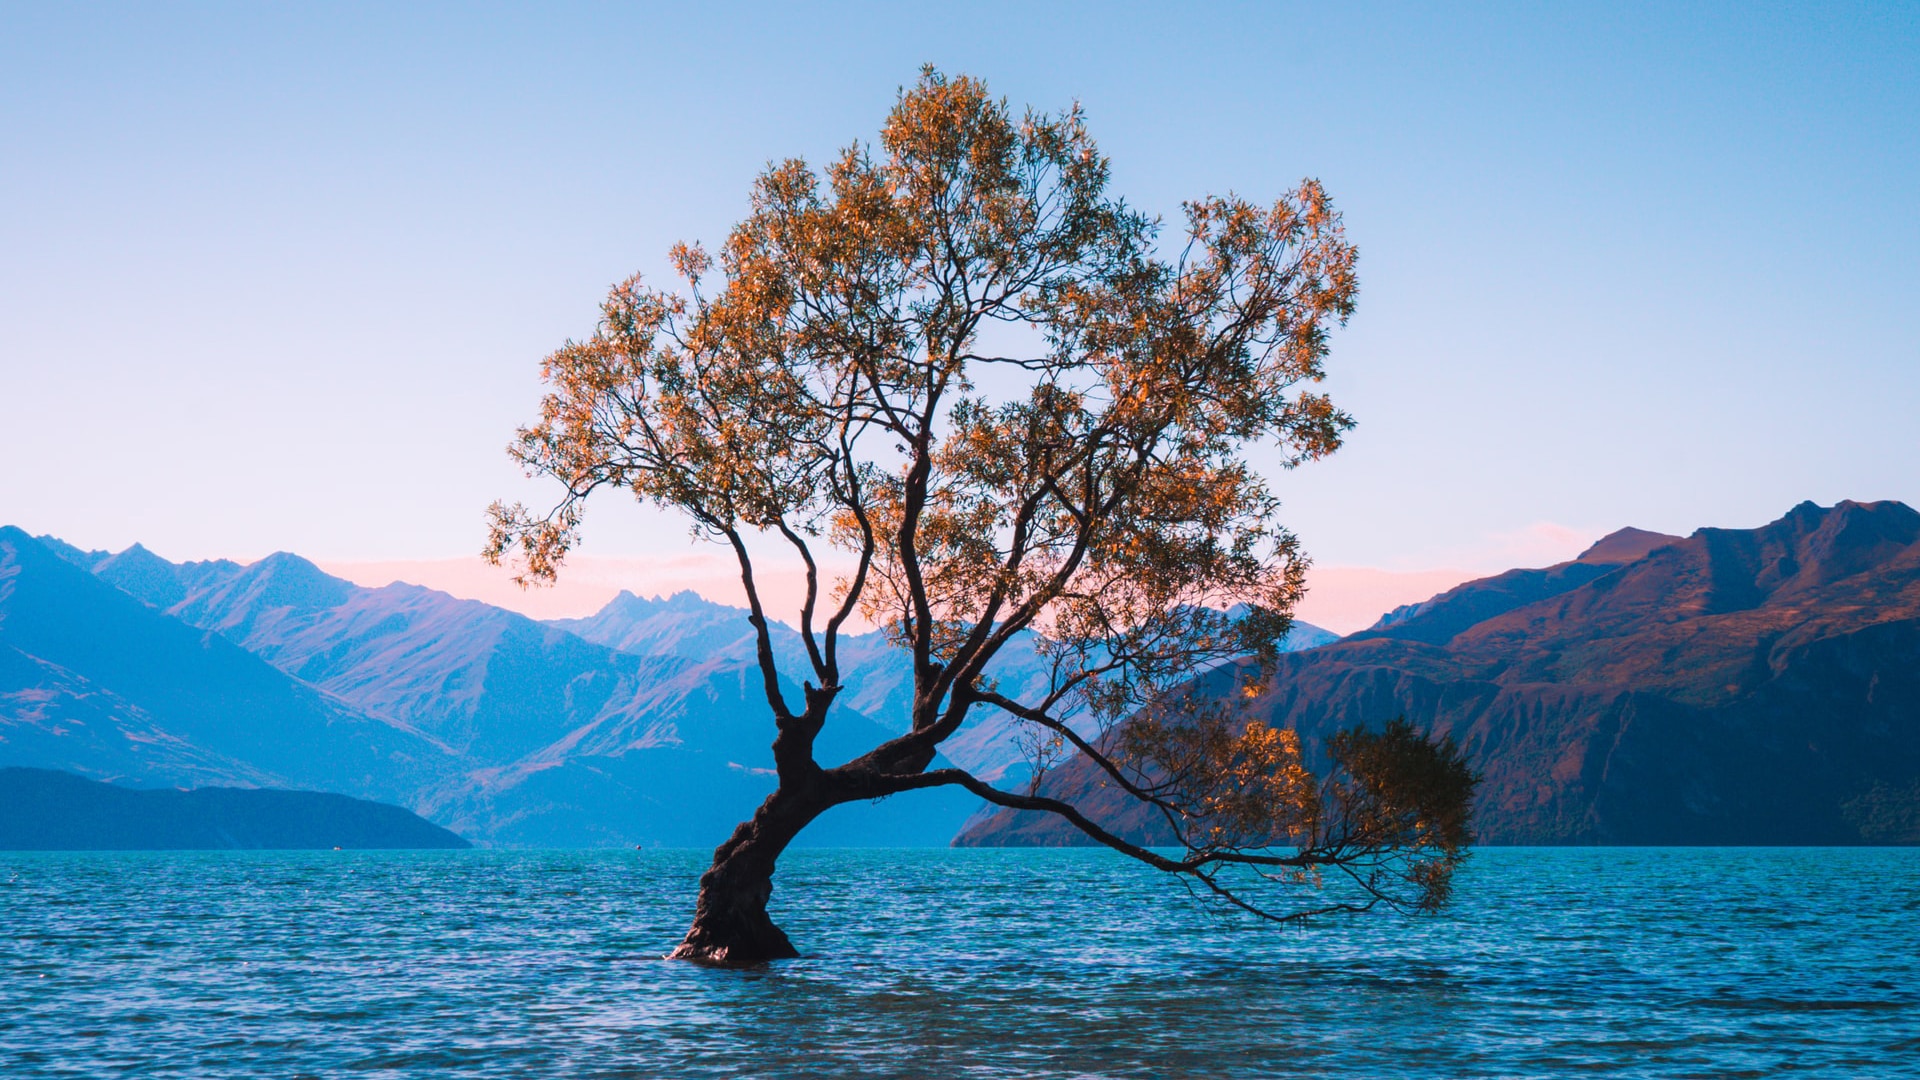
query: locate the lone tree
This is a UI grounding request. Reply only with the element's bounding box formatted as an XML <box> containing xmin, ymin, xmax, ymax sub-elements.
<box><xmin>488</xmin><ymin>71</ymin><xmax>1476</xmax><ymax>964</ymax></box>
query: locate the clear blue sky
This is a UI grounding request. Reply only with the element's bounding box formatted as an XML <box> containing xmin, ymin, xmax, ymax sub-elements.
<box><xmin>3</xmin><ymin>2</ymin><xmax>1916</xmax><ymax>575</ymax></box>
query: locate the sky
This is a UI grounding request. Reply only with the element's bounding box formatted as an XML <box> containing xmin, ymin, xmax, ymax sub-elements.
<box><xmin>2</xmin><ymin>2</ymin><xmax>1916</xmax><ymax>632</ymax></box>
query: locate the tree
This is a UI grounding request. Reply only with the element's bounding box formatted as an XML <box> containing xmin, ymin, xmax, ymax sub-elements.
<box><xmin>487</xmin><ymin>70</ymin><xmax>1477</xmax><ymax>964</ymax></box>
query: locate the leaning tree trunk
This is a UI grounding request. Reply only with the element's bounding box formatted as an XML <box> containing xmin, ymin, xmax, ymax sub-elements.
<box><xmin>667</xmin><ymin>785</ymin><xmax>827</xmax><ymax>964</ymax></box>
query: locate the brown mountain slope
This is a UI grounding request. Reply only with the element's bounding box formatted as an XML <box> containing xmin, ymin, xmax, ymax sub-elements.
<box><xmin>958</xmin><ymin>500</ymin><xmax>1920</xmax><ymax>846</ymax></box>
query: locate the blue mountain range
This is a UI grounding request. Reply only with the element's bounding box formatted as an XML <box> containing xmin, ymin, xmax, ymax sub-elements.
<box><xmin>0</xmin><ymin>525</ymin><xmax>1334</xmax><ymax>847</ymax></box>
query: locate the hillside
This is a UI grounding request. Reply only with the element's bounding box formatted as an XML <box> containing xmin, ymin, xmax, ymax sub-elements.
<box><xmin>959</xmin><ymin>500</ymin><xmax>1920</xmax><ymax>846</ymax></box>
<box><xmin>0</xmin><ymin>768</ymin><xmax>470</xmax><ymax>850</ymax></box>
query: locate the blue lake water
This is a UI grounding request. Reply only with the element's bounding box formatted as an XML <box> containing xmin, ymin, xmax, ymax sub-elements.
<box><xmin>2</xmin><ymin>847</ymin><xmax>1917</xmax><ymax>1078</ymax></box>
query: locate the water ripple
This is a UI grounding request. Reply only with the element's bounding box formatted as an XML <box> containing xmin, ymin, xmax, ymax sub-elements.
<box><xmin>0</xmin><ymin>848</ymin><xmax>1915</xmax><ymax>1078</ymax></box>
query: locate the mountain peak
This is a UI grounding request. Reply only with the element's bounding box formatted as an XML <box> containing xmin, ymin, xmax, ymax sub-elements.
<box><xmin>255</xmin><ymin>550</ymin><xmax>321</xmax><ymax>573</ymax></box>
<box><xmin>1714</xmin><ymin>499</ymin><xmax>1920</xmax><ymax>562</ymax></box>
<box><xmin>1773</xmin><ymin>499</ymin><xmax>1920</xmax><ymax>594</ymax></box>
<box><xmin>1829</xmin><ymin>498</ymin><xmax>1920</xmax><ymax>530</ymax></box>
<box><xmin>231</xmin><ymin>551</ymin><xmax>352</xmax><ymax>611</ymax></box>
<box><xmin>592</xmin><ymin>587</ymin><xmax>737</xmax><ymax>621</ymax></box>
<box><xmin>1746</xmin><ymin>498</ymin><xmax>1918</xmax><ymax>539</ymax></box>
<box><xmin>24</xmin><ymin>532</ymin><xmax>108</xmax><ymax>572</ymax></box>
<box><xmin>102</xmin><ymin>542</ymin><xmax>165</xmax><ymax>568</ymax></box>
<box><xmin>595</xmin><ymin>589</ymin><xmax>660</xmax><ymax>620</ymax></box>
<box><xmin>1576</xmin><ymin>527</ymin><xmax>1682</xmax><ymax>565</ymax></box>
<box><xmin>95</xmin><ymin>543</ymin><xmax>188</xmax><ymax>609</ymax></box>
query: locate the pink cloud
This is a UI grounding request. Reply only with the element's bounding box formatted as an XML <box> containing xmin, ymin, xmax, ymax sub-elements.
<box><xmin>1294</xmin><ymin>566</ymin><xmax>1476</xmax><ymax>636</ymax></box>
<box><xmin>317</xmin><ymin>552</ymin><xmax>844</xmax><ymax>626</ymax></box>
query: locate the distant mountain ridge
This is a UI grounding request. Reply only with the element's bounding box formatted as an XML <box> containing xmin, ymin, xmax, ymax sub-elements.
<box><xmin>17</xmin><ymin>501</ymin><xmax>1915</xmax><ymax>851</ymax></box>
<box><xmin>11</xmin><ymin>530</ymin><xmax>978</xmax><ymax>846</ymax></box>
<box><xmin>550</xmin><ymin>591</ymin><xmax>1338</xmax><ymax>785</ymax></box>
<box><xmin>1</xmin><ymin>527</ymin><xmax>449</xmax><ymax>801</ymax></box>
<box><xmin>5</xmin><ymin>525</ymin><xmax>1337</xmax><ymax>847</ymax></box>
<box><xmin>961</xmin><ymin>500</ymin><xmax>1920</xmax><ymax>847</ymax></box>
<box><xmin>552</xmin><ymin>588</ymin><xmax>1336</xmax><ymax>780</ymax></box>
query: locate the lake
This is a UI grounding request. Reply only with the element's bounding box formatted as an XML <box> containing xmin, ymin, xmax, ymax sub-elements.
<box><xmin>3</xmin><ymin>848</ymin><xmax>1917</xmax><ymax>1078</ymax></box>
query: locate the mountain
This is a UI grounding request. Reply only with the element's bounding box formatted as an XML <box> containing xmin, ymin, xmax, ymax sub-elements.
<box><xmin>554</xmin><ymin>590</ymin><xmax>1060</xmax><ymax>783</ymax></box>
<box><xmin>960</xmin><ymin>501</ymin><xmax>1920</xmax><ymax>847</ymax></box>
<box><xmin>1360</xmin><ymin>526</ymin><xmax>1681</xmax><ymax>645</ymax></box>
<box><xmin>0</xmin><ymin>768</ymin><xmax>469</xmax><ymax>850</ymax></box>
<box><xmin>14</xmin><ymin>532</ymin><xmax>977</xmax><ymax>846</ymax></box>
<box><xmin>548</xmin><ymin>589</ymin><xmax>762</xmax><ymax>661</ymax></box>
<box><xmin>0</xmin><ymin>527</ymin><xmax>450</xmax><ymax>801</ymax></box>
<box><xmin>552</xmin><ymin>590</ymin><xmax>1339</xmax><ymax>784</ymax></box>
<box><xmin>15</xmin><ymin>523</ymin><xmax>1331</xmax><ymax>845</ymax></box>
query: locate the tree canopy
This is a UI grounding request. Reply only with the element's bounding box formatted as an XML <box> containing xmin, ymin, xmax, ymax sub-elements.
<box><xmin>488</xmin><ymin>70</ymin><xmax>1476</xmax><ymax>963</ymax></box>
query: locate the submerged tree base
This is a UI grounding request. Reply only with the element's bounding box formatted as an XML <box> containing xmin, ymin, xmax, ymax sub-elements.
<box><xmin>665</xmin><ymin>791</ymin><xmax>815</xmax><ymax>965</ymax></box>
<box><xmin>665</xmin><ymin>921</ymin><xmax>799</xmax><ymax>967</ymax></box>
